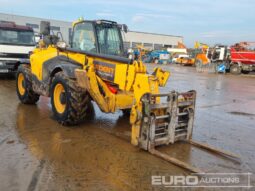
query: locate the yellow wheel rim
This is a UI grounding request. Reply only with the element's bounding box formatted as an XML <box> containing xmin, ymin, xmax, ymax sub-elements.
<box><xmin>18</xmin><ymin>73</ymin><xmax>25</xmax><ymax>96</ymax></box>
<box><xmin>53</xmin><ymin>83</ymin><xmax>66</xmax><ymax>114</ymax></box>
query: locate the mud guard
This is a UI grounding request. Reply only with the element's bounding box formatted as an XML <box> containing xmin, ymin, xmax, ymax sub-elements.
<box><xmin>43</xmin><ymin>55</ymin><xmax>83</xmax><ymax>80</ymax></box>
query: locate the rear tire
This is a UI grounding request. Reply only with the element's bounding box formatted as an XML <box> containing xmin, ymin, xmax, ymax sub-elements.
<box><xmin>16</xmin><ymin>64</ymin><xmax>40</xmax><ymax>104</ymax></box>
<box><xmin>230</xmin><ymin>64</ymin><xmax>241</xmax><ymax>75</ymax></box>
<box><xmin>50</xmin><ymin>72</ymin><xmax>92</xmax><ymax>125</ymax></box>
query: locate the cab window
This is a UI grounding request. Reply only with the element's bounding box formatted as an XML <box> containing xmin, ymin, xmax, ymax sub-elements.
<box><xmin>96</xmin><ymin>24</ymin><xmax>123</xmax><ymax>56</ymax></box>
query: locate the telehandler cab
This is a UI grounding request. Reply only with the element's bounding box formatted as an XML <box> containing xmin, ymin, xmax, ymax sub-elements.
<box><xmin>16</xmin><ymin>19</ymin><xmax>239</xmax><ymax>173</ymax></box>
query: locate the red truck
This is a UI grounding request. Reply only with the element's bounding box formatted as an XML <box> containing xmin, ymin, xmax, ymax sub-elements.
<box><xmin>229</xmin><ymin>42</ymin><xmax>255</xmax><ymax>74</ymax></box>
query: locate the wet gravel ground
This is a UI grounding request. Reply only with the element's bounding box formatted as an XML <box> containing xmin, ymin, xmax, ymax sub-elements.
<box><xmin>0</xmin><ymin>65</ymin><xmax>254</xmax><ymax>191</ymax></box>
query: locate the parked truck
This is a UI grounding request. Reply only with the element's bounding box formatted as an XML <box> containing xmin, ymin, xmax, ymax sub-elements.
<box><xmin>229</xmin><ymin>42</ymin><xmax>255</xmax><ymax>74</ymax></box>
<box><xmin>0</xmin><ymin>21</ymin><xmax>35</xmax><ymax>74</ymax></box>
<box><xmin>195</xmin><ymin>44</ymin><xmax>230</xmax><ymax>73</ymax></box>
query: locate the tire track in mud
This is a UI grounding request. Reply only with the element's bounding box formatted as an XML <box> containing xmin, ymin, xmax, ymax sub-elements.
<box><xmin>0</xmin><ymin>135</ymin><xmax>9</xmax><ymax>145</ymax></box>
<box><xmin>27</xmin><ymin>159</ymin><xmax>46</xmax><ymax>191</ymax></box>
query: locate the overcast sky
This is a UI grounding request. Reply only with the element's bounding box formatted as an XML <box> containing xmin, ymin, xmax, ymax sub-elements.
<box><xmin>0</xmin><ymin>0</ymin><xmax>254</xmax><ymax>47</ymax></box>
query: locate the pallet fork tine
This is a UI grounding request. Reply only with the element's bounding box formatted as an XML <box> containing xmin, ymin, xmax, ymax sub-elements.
<box><xmin>149</xmin><ymin>148</ymin><xmax>204</xmax><ymax>174</ymax></box>
<box><xmin>189</xmin><ymin>140</ymin><xmax>240</xmax><ymax>160</ymax></box>
<box><xmin>148</xmin><ymin>140</ymin><xmax>240</xmax><ymax>174</ymax></box>
<box><xmin>139</xmin><ymin>91</ymin><xmax>240</xmax><ymax>173</ymax></box>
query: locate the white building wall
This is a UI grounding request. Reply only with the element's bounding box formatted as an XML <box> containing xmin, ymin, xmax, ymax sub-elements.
<box><xmin>123</xmin><ymin>31</ymin><xmax>183</xmax><ymax>49</ymax></box>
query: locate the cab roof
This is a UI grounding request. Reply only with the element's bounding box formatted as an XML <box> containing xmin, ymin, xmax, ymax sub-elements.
<box><xmin>72</xmin><ymin>19</ymin><xmax>118</xmax><ymax>27</ymax></box>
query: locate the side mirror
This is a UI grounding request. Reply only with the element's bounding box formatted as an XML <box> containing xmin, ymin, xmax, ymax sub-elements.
<box><xmin>40</xmin><ymin>21</ymin><xmax>50</xmax><ymax>36</ymax></box>
<box><xmin>123</xmin><ymin>24</ymin><xmax>128</xmax><ymax>33</ymax></box>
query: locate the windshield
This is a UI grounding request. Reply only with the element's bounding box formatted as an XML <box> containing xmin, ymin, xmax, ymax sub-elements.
<box><xmin>0</xmin><ymin>29</ymin><xmax>35</xmax><ymax>46</ymax></box>
<box><xmin>72</xmin><ymin>22</ymin><xmax>97</xmax><ymax>53</ymax></box>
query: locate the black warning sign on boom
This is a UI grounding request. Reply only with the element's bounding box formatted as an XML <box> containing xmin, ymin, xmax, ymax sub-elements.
<box><xmin>94</xmin><ymin>60</ymin><xmax>116</xmax><ymax>81</ymax></box>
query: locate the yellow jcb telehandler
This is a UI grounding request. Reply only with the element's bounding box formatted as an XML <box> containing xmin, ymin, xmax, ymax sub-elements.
<box><xmin>16</xmin><ymin>19</ymin><xmax>239</xmax><ymax>173</ymax></box>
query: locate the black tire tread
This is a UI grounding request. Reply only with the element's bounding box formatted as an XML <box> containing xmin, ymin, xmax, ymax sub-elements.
<box><xmin>51</xmin><ymin>72</ymin><xmax>92</xmax><ymax>125</ymax></box>
<box><xmin>16</xmin><ymin>64</ymin><xmax>40</xmax><ymax>104</ymax></box>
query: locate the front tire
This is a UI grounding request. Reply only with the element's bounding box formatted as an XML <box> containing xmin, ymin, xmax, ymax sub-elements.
<box><xmin>16</xmin><ymin>65</ymin><xmax>40</xmax><ymax>104</ymax></box>
<box><xmin>230</xmin><ymin>64</ymin><xmax>241</xmax><ymax>75</ymax></box>
<box><xmin>50</xmin><ymin>72</ymin><xmax>92</xmax><ymax>125</ymax></box>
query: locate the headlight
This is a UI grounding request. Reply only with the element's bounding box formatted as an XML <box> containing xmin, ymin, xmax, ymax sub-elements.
<box><xmin>56</xmin><ymin>41</ymin><xmax>68</xmax><ymax>49</ymax></box>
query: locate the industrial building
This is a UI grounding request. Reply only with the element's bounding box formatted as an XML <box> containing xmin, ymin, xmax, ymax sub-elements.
<box><xmin>123</xmin><ymin>31</ymin><xmax>183</xmax><ymax>50</ymax></box>
<box><xmin>0</xmin><ymin>12</ymin><xmax>183</xmax><ymax>50</ymax></box>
